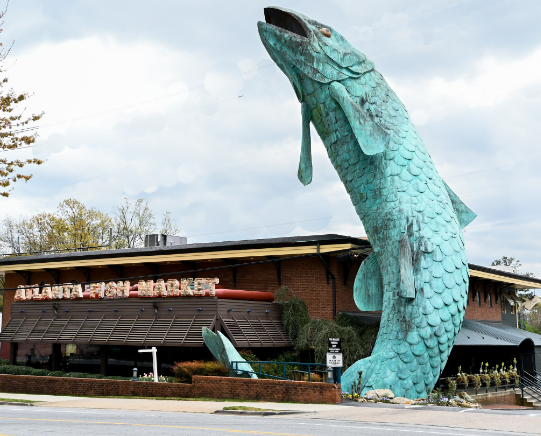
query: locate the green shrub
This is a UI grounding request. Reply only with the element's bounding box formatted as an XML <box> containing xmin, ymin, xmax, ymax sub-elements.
<box><xmin>103</xmin><ymin>376</ymin><xmax>130</xmax><ymax>380</ymax></box>
<box><xmin>48</xmin><ymin>371</ymin><xmax>67</xmax><ymax>377</ymax></box>
<box><xmin>0</xmin><ymin>365</ymin><xmax>19</xmax><ymax>374</ymax></box>
<box><xmin>85</xmin><ymin>374</ymin><xmax>105</xmax><ymax>379</ymax></box>
<box><xmin>275</xmin><ymin>286</ymin><xmax>310</xmax><ymax>341</ymax></box>
<box><xmin>295</xmin><ymin>319</ymin><xmax>365</xmax><ymax>370</ymax></box>
<box><xmin>171</xmin><ymin>360</ymin><xmax>228</xmax><ymax>383</ymax></box>
<box><xmin>335</xmin><ymin>313</ymin><xmax>379</xmax><ymax>357</ymax></box>
<box><xmin>66</xmin><ymin>372</ymin><xmax>92</xmax><ymax>378</ymax></box>
<box><xmin>0</xmin><ymin>359</ymin><xmax>8</xmax><ymax>366</ymax></box>
<box><xmin>0</xmin><ymin>365</ymin><xmax>50</xmax><ymax>376</ymax></box>
<box><xmin>238</xmin><ymin>349</ymin><xmax>258</xmax><ymax>362</ymax></box>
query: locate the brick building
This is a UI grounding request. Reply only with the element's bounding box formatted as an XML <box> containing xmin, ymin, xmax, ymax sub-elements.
<box><xmin>1</xmin><ymin>233</ymin><xmax>540</xmax><ymax>377</ymax></box>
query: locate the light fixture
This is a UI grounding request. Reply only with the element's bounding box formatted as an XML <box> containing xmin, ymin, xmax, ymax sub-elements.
<box><xmin>327</xmin><ymin>367</ymin><xmax>334</xmax><ymax>383</ymax></box>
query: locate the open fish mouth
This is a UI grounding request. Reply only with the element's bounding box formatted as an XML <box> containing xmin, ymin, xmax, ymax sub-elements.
<box><xmin>263</xmin><ymin>7</ymin><xmax>308</xmax><ymax>38</ymax></box>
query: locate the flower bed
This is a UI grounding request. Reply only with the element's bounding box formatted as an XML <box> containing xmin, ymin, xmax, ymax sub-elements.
<box><xmin>341</xmin><ymin>388</ymin><xmax>481</xmax><ymax>408</ymax></box>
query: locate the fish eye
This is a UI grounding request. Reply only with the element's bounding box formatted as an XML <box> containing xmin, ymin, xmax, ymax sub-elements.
<box><xmin>319</xmin><ymin>28</ymin><xmax>331</xmax><ymax>37</ymax></box>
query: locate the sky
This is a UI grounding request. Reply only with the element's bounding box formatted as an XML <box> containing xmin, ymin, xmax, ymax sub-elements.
<box><xmin>1</xmin><ymin>0</ymin><xmax>540</xmax><ymax>277</ymax></box>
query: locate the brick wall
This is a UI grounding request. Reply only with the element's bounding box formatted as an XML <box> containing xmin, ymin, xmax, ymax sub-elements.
<box><xmin>193</xmin><ymin>376</ymin><xmax>341</xmax><ymax>404</ymax></box>
<box><xmin>0</xmin><ymin>374</ymin><xmax>341</xmax><ymax>404</ymax></box>
<box><xmin>464</xmin><ymin>281</ymin><xmax>502</xmax><ymax>322</ymax></box>
<box><xmin>472</xmin><ymin>390</ymin><xmax>521</xmax><ymax>406</ymax></box>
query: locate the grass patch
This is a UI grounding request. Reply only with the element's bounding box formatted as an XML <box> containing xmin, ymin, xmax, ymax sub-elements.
<box><xmin>222</xmin><ymin>406</ymin><xmax>276</xmax><ymax>411</ymax></box>
<box><xmin>0</xmin><ymin>398</ymin><xmax>42</xmax><ymax>403</ymax></box>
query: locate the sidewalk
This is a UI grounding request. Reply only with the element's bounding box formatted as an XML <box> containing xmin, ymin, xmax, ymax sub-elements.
<box><xmin>0</xmin><ymin>392</ymin><xmax>338</xmax><ymax>414</ymax></box>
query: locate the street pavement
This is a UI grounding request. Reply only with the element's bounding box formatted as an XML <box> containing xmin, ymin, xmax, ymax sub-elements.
<box><xmin>0</xmin><ymin>392</ymin><xmax>540</xmax><ymax>435</ymax></box>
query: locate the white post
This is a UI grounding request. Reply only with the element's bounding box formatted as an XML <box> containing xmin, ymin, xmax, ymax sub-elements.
<box><xmin>152</xmin><ymin>347</ymin><xmax>158</xmax><ymax>383</ymax></box>
<box><xmin>138</xmin><ymin>347</ymin><xmax>158</xmax><ymax>382</ymax></box>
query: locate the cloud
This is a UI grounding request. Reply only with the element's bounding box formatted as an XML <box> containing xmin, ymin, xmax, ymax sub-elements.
<box><xmin>2</xmin><ymin>0</ymin><xmax>541</xmax><ymax>277</ymax></box>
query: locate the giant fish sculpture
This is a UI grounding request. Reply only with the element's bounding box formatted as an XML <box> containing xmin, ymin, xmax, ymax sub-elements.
<box><xmin>258</xmin><ymin>7</ymin><xmax>476</xmax><ymax>399</ymax></box>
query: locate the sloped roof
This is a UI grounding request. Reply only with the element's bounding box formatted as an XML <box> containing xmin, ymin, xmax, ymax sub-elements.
<box><xmin>0</xmin><ymin>234</ymin><xmax>369</xmax><ymax>272</ymax></box>
<box><xmin>341</xmin><ymin>311</ymin><xmax>541</xmax><ymax>347</ymax></box>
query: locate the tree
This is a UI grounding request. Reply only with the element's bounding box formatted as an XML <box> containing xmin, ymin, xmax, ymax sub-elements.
<box><xmin>0</xmin><ymin>199</ymin><xmax>112</xmax><ymax>254</ymax></box>
<box><xmin>0</xmin><ymin>198</ymin><xmax>179</xmax><ymax>254</ymax></box>
<box><xmin>0</xmin><ymin>215</ymin><xmax>21</xmax><ymax>253</ymax></box>
<box><xmin>0</xmin><ymin>274</ymin><xmax>4</xmax><ymax>312</ymax></box>
<box><xmin>0</xmin><ymin>4</ymin><xmax>44</xmax><ymax>197</ymax></box>
<box><xmin>160</xmin><ymin>211</ymin><xmax>180</xmax><ymax>235</ymax></box>
<box><xmin>491</xmin><ymin>256</ymin><xmax>536</xmax><ymax>299</ymax></box>
<box><xmin>18</xmin><ymin>212</ymin><xmax>56</xmax><ymax>253</ymax></box>
<box><xmin>50</xmin><ymin>199</ymin><xmax>112</xmax><ymax>250</ymax></box>
<box><xmin>113</xmin><ymin>198</ymin><xmax>156</xmax><ymax>248</ymax></box>
<box><xmin>524</xmin><ymin>305</ymin><xmax>541</xmax><ymax>334</ymax></box>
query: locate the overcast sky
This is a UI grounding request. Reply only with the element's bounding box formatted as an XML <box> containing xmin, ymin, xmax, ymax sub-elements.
<box><xmin>2</xmin><ymin>0</ymin><xmax>540</xmax><ymax>277</ymax></box>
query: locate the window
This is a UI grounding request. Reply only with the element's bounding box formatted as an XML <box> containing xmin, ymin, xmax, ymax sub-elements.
<box><xmin>488</xmin><ymin>292</ymin><xmax>492</xmax><ymax>308</ymax></box>
<box><xmin>511</xmin><ymin>304</ymin><xmax>515</xmax><ymax>315</ymax></box>
<box><xmin>502</xmin><ymin>301</ymin><xmax>507</xmax><ymax>314</ymax></box>
<box><xmin>476</xmin><ymin>291</ymin><xmax>481</xmax><ymax>306</ymax></box>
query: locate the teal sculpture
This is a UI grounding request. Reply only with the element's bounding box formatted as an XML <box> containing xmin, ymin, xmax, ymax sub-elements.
<box><xmin>258</xmin><ymin>7</ymin><xmax>476</xmax><ymax>399</ymax></box>
<box><xmin>202</xmin><ymin>327</ymin><xmax>258</xmax><ymax>378</ymax></box>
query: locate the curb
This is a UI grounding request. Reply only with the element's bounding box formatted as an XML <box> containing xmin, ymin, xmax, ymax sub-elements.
<box><xmin>0</xmin><ymin>401</ymin><xmax>34</xmax><ymax>406</ymax></box>
<box><xmin>214</xmin><ymin>410</ymin><xmax>314</xmax><ymax>416</ymax></box>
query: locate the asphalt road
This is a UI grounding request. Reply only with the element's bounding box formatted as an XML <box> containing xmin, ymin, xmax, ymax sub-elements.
<box><xmin>0</xmin><ymin>406</ymin><xmax>538</xmax><ymax>436</ymax></box>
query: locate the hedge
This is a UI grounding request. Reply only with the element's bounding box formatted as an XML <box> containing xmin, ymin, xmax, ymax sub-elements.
<box><xmin>172</xmin><ymin>360</ymin><xmax>228</xmax><ymax>383</ymax></box>
<box><xmin>0</xmin><ymin>365</ymin><xmax>130</xmax><ymax>380</ymax></box>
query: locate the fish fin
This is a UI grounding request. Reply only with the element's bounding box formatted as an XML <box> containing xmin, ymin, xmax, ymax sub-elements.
<box><xmin>202</xmin><ymin>327</ymin><xmax>257</xmax><ymax>378</ymax></box>
<box><xmin>354</xmin><ymin>251</ymin><xmax>383</xmax><ymax>311</ymax></box>
<box><xmin>442</xmin><ymin>180</ymin><xmax>477</xmax><ymax>229</ymax></box>
<box><xmin>297</xmin><ymin>102</ymin><xmax>313</xmax><ymax>185</ymax></box>
<box><xmin>399</xmin><ymin>234</ymin><xmax>416</xmax><ymax>298</ymax></box>
<box><xmin>329</xmin><ymin>81</ymin><xmax>389</xmax><ymax>155</ymax></box>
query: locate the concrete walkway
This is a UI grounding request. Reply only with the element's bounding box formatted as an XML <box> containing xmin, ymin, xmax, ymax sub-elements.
<box><xmin>0</xmin><ymin>392</ymin><xmax>338</xmax><ymax>413</ymax></box>
<box><xmin>1</xmin><ymin>392</ymin><xmax>541</xmax><ymax>435</ymax></box>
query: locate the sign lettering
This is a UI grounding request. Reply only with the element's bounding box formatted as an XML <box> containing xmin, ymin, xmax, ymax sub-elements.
<box><xmin>15</xmin><ymin>278</ymin><xmax>219</xmax><ymax>301</ymax></box>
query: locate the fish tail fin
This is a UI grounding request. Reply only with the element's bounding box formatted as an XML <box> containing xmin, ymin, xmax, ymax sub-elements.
<box><xmin>341</xmin><ymin>354</ymin><xmax>380</xmax><ymax>394</ymax></box>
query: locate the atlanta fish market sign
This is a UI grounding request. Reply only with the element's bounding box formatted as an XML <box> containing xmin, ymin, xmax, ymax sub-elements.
<box><xmin>14</xmin><ymin>278</ymin><xmax>219</xmax><ymax>301</ymax></box>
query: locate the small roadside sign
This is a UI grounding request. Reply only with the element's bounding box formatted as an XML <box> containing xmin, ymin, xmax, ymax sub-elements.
<box><xmin>326</xmin><ymin>352</ymin><xmax>343</xmax><ymax>367</ymax></box>
<box><xmin>328</xmin><ymin>337</ymin><xmax>341</xmax><ymax>353</ymax></box>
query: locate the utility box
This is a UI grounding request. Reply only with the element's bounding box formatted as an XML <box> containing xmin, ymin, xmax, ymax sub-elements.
<box><xmin>144</xmin><ymin>234</ymin><xmax>187</xmax><ymax>247</ymax></box>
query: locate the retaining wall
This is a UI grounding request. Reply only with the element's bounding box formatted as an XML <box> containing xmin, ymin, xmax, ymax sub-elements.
<box><xmin>472</xmin><ymin>389</ymin><xmax>522</xmax><ymax>406</ymax></box>
<box><xmin>0</xmin><ymin>374</ymin><xmax>341</xmax><ymax>404</ymax></box>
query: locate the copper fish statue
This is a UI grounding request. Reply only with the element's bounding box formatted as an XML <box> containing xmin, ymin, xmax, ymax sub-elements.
<box><xmin>258</xmin><ymin>7</ymin><xmax>476</xmax><ymax>399</ymax></box>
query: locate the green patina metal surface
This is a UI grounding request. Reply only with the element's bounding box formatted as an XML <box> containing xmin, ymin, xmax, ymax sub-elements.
<box><xmin>258</xmin><ymin>7</ymin><xmax>477</xmax><ymax>399</ymax></box>
<box><xmin>202</xmin><ymin>327</ymin><xmax>257</xmax><ymax>378</ymax></box>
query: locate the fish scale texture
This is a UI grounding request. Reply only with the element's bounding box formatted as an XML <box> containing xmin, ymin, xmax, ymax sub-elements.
<box><xmin>258</xmin><ymin>8</ymin><xmax>471</xmax><ymax>399</ymax></box>
<box><xmin>301</xmin><ymin>67</ymin><xmax>469</xmax><ymax>398</ymax></box>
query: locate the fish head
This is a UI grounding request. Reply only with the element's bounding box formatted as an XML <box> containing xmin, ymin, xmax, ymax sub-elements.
<box><xmin>258</xmin><ymin>7</ymin><xmax>373</xmax><ymax>102</ymax></box>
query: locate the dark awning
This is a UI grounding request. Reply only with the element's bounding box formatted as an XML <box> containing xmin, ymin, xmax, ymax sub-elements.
<box><xmin>0</xmin><ymin>316</ymin><xmax>216</xmax><ymax>347</ymax></box>
<box><xmin>221</xmin><ymin>316</ymin><xmax>292</xmax><ymax>347</ymax></box>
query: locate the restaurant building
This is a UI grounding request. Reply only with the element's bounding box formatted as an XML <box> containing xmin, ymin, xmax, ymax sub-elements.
<box><xmin>1</xmin><ymin>234</ymin><xmax>540</xmax><ymax>377</ymax></box>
